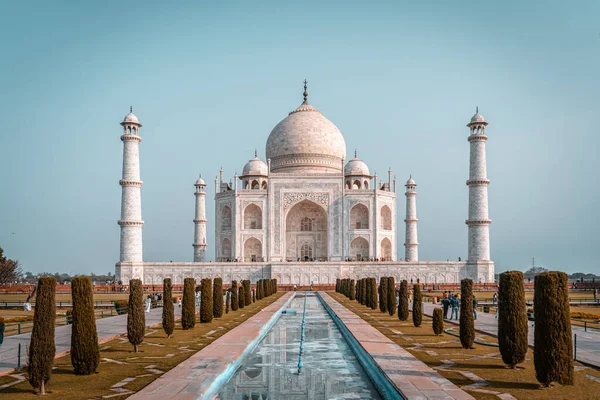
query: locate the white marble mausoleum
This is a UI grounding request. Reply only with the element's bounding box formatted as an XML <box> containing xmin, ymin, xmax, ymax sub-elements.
<box><xmin>115</xmin><ymin>82</ymin><xmax>494</xmax><ymax>285</ymax></box>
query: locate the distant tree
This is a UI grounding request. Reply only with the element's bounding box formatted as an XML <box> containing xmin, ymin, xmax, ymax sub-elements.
<box><xmin>181</xmin><ymin>278</ymin><xmax>196</xmax><ymax>329</ymax></box>
<box><xmin>379</xmin><ymin>277</ymin><xmax>388</xmax><ymax>313</ymax></box>
<box><xmin>459</xmin><ymin>279</ymin><xmax>475</xmax><ymax>349</ymax></box>
<box><xmin>200</xmin><ymin>278</ymin><xmax>213</xmax><ymax>323</ymax></box>
<box><xmin>432</xmin><ymin>308</ymin><xmax>444</xmax><ymax>335</ymax></box>
<box><xmin>534</xmin><ymin>272</ymin><xmax>574</xmax><ymax>386</ymax></box>
<box><xmin>213</xmin><ymin>277</ymin><xmax>223</xmax><ymax>318</ymax></box>
<box><xmin>524</xmin><ymin>266</ymin><xmax>548</xmax><ymax>280</ymax></box>
<box><xmin>231</xmin><ymin>281</ymin><xmax>239</xmax><ymax>311</ymax></box>
<box><xmin>0</xmin><ymin>247</ymin><xmax>22</xmax><ymax>284</ymax></box>
<box><xmin>162</xmin><ymin>278</ymin><xmax>174</xmax><ymax>338</ymax></box>
<box><xmin>498</xmin><ymin>271</ymin><xmax>528</xmax><ymax>368</ymax></box>
<box><xmin>127</xmin><ymin>279</ymin><xmax>145</xmax><ymax>352</ymax></box>
<box><xmin>387</xmin><ymin>277</ymin><xmax>396</xmax><ymax>317</ymax></box>
<box><xmin>238</xmin><ymin>285</ymin><xmax>245</xmax><ymax>309</ymax></box>
<box><xmin>349</xmin><ymin>279</ymin><xmax>356</xmax><ymax>300</ymax></box>
<box><xmin>398</xmin><ymin>280</ymin><xmax>409</xmax><ymax>321</ymax></box>
<box><xmin>412</xmin><ymin>284</ymin><xmax>422</xmax><ymax>327</ymax></box>
<box><xmin>28</xmin><ymin>277</ymin><xmax>56</xmax><ymax>395</ymax></box>
<box><xmin>70</xmin><ymin>277</ymin><xmax>99</xmax><ymax>375</ymax></box>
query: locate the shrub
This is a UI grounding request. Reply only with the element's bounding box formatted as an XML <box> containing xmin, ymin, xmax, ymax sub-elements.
<box><xmin>460</xmin><ymin>279</ymin><xmax>475</xmax><ymax>349</ymax></box>
<box><xmin>70</xmin><ymin>276</ymin><xmax>99</xmax><ymax>375</ymax></box>
<box><xmin>379</xmin><ymin>277</ymin><xmax>388</xmax><ymax>313</ymax></box>
<box><xmin>238</xmin><ymin>285</ymin><xmax>245</xmax><ymax>309</ymax></box>
<box><xmin>213</xmin><ymin>277</ymin><xmax>223</xmax><ymax>318</ymax></box>
<box><xmin>28</xmin><ymin>277</ymin><xmax>56</xmax><ymax>395</ymax></box>
<box><xmin>243</xmin><ymin>280</ymin><xmax>251</xmax><ymax>305</ymax></box>
<box><xmin>162</xmin><ymin>278</ymin><xmax>174</xmax><ymax>337</ymax></box>
<box><xmin>181</xmin><ymin>278</ymin><xmax>196</xmax><ymax>329</ymax></box>
<box><xmin>225</xmin><ymin>290</ymin><xmax>230</xmax><ymax>314</ymax></box>
<box><xmin>349</xmin><ymin>279</ymin><xmax>356</xmax><ymax>300</ymax></box>
<box><xmin>127</xmin><ymin>279</ymin><xmax>145</xmax><ymax>352</ymax></box>
<box><xmin>200</xmin><ymin>278</ymin><xmax>213</xmax><ymax>323</ymax></box>
<box><xmin>412</xmin><ymin>284</ymin><xmax>422</xmax><ymax>327</ymax></box>
<box><xmin>433</xmin><ymin>308</ymin><xmax>444</xmax><ymax>335</ymax></box>
<box><xmin>534</xmin><ymin>271</ymin><xmax>574</xmax><ymax>386</ymax></box>
<box><xmin>498</xmin><ymin>271</ymin><xmax>528</xmax><ymax>368</ymax></box>
<box><xmin>231</xmin><ymin>281</ymin><xmax>239</xmax><ymax>311</ymax></box>
<box><xmin>370</xmin><ymin>278</ymin><xmax>378</xmax><ymax>310</ymax></box>
<box><xmin>114</xmin><ymin>300</ymin><xmax>128</xmax><ymax>315</ymax></box>
<box><xmin>387</xmin><ymin>277</ymin><xmax>396</xmax><ymax>316</ymax></box>
<box><xmin>398</xmin><ymin>280</ymin><xmax>409</xmax><ymax>321</ymax></box>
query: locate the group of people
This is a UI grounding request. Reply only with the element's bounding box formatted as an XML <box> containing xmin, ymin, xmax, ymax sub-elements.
<box><xmin>440</xmin><ymin>292</ymin><xmax>478</xmax><ymax>320</ymax></box>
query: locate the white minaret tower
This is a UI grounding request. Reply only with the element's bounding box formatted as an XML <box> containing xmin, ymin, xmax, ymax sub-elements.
<box><xmin>466</xmin><ymin>108</ymin><xmax>491</xmax><ymax>261</ymax></box>
<box><xmin>118</xmin><ymin>107</ymin><xmax>144</xmax><ymax>262</ymax></box>
<box><xmin>404</xmin><ymin>176</ymin><xmax>419</xmax><ymax>261</ymax></box>
<box><xmin>193</xmin><ymin>175</ymin><xmax>208</xmax><ymax>262</ymax></box>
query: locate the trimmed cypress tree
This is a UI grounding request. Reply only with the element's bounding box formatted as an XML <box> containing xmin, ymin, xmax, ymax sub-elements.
<box><xmin>412</xmin><ymin>284</ymin><xmax>422</xmax><ymax>327</ymax></box>
<box><xmin>71</xmin><ymin>276</ymin><xmax>100</xmax><ymax>375</ymax></box>
<box><xmin>336</xmin><ymin>278</ymin><xmax>340</xmax><ymax>292</ymax></box>
<box><xmin>387</xmin><ymin>277</ymin><xmax>396</xmax><ymax>316</ymax></box>
<box><xmin>231</xmin><ymin>280</ymin><xmax>239</xmax><ymax>311</ymax></box>
<box><xmin>460</xmin><ymin>278</ymin><xmax>475</xmax><ymax>349</ymax></box>
<box><xmin>127</xmin><ymin>279</ymin><xmax>145</xmax><ymax>352</ymax></box>
<box><xmin>534</xmin><ymin>271</ymin><xmax>574</xmax><ymax>386</ymax></box>
<box><xmin>380</xmin><ymin>277</ymin><xmax>389</xmax><ymax>313</ymax></box>
<box><xmin>262</xmin><ymin>279</ymin><xmax>267</xmax><ymax>297</ymax></box>
<box><xmin>360</xmin><ymin>279</ymin><xmax>367</xmax><ymax>305</ymax></box>
<box><xmin>349</xmin><ymin>279</ymin><xmax>356</xmax><ymax>300</ymax></box>
<box><xmin>498</xmin><ymin>271</ymin><xmax>528</xmax><ymax>368</ymax></box>
<box><xmin>243</xmin><ymin>280</ymin><xmax>251</xmax><ymax>305</ymax></box>
<box><xmin>238</xmin><ymin>285</ymin><xmax>245</xmax><ymax>309</ymax></box>
<box><xmin>28</xmin><ymin>277</ymin><xmax>56</xmax><ymax>395</ymax></box>
<box><xmin>274</xmin><ymin>279</ymin><xmax>278</xmax><ymax>293</ymax></box>
<box><xmin>398</xmin><ymin>280</ymin><xmax>409</xmax><ymax>321</ymax></box>
<box><xmin>433</xmin><ymin>308</ymin><xmax>444</xmax><ymax>336</ymax></box>
<box><xmin>213</xmin><ymin>277</ymin><xmax>223</xmax><ymax>318</ymax></box>
<box><xmin>252</xmin><ymin>288</ymin><xmax>256</xmax><ymax>303</ymax></box>
<box><xmin>370</xmin><ymin>278</ymin><xmax>378</xmax><ymax>310</ymax></box>
<box><xmin>225</xmin><ymin>290</ymin><xmax>231</xmax><ymax>314</ymax></box>
<box><xmin>365</xmin><ymin>278</ymin><xmax>372</xmax><ymax>308</ymax></box>
<box><xmin>162</xmin><ymin>278</ymin><xmax>174</xmax><ymax>337</ymax></box>
<box><xmin>200</xmin><ymin>278</ymin><xmax>213</xmax><ymax>323</ymax></box>
<box><xmin>257</xmin><ymin>279</ymin><xmax>263</xmax><ymax>300</ymax></box>
<box><xmin>182</xmin><ymin>278</ymin><xmax>196</xmax><ymax>329</ymax></box>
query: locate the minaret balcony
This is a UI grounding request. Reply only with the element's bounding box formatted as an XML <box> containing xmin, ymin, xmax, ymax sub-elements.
<box><xmin>120</xmin><ymin>134</ymin><xmax>142</xmax><ymax>143</ymax></box>
<box><xmin>467</xmin><ymin>134</ymin><xmax>488</xmax><ymax>142</ymax></box>
<box><xmin>465</xmin><ymin>219</ymin><xmax>492</xmax><ymax>225</ymax></box>
<box><xmin>118</xmin><ymin>220</ymin><xmax>144</xmax><ymax>226</ymax></box>
<box><xmin>119</xmin><ymin>179</ymin><xmax>143</xmax><ymax>187</ymax></box>
<box><xmin>466</xmin><ymin>179</ymin><xmax>490</xmax><ymax>186</ymax></box>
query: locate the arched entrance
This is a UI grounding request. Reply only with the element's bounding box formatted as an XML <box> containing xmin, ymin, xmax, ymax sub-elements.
<box><xmin>350</xmin><ymin>237</ymin><xmax>369</xmax><ymax>261</ymax></box>
<box><xmin>285</xmin><ymin>200</ymin><xmax>328</xmax><ymax>261</ymax></box>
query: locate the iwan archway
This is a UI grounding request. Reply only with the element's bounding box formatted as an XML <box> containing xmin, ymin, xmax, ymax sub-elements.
<box><xmin>285</xmin><ymin>199</ymin><xmax>328</xmax><ymax>261</ymax></box>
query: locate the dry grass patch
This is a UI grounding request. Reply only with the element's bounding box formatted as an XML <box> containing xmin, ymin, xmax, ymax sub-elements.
<box><xmin>0</xmin><ymin>292</ymin><xmax>285</xmax><ymax>399</ymax></box>
<box><xmin>331</xmin><ymin>292</ymin><xmax>600</xmax><ymax>400</ymax></box>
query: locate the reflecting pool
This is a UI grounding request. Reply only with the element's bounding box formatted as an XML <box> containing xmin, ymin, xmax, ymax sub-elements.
<box><xmin>217</xmin><ymin>293</ymin><xmax>382</xmax><ymax>399</ymax></box>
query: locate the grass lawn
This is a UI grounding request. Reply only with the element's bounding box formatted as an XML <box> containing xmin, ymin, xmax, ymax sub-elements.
<box><xmin>330</xmin><ymin>292</ymin><xmax>600</xmax><ymax>400</ymax></box>
<box><xmin>0</xmin><ymin>292</ymin><xmax>285</xmax><ymax>399</ymax></box>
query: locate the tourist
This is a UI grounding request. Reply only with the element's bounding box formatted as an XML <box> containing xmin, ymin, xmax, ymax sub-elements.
<box><xmin>492</xmin><ymin>292</ymin><xmax>497</xmax><ymax>305</ymax></box>
<box><xmin>442</xmin><ymin>296</ymin><xmax>450</xmax><ymax>319</ymax></box>
<box><xmin>473</xmin><ymin>295</ymin><xmax>478</xmax><ymax>320</ymax></box>
<box><xmin>144</xmin><ymin>296</ymin><xmax>151</xmax><ymax>313</ymax></box>
<box><xmin>450</xmin><ymin>294</ymin><xmax>459</xmax><ymax>320</ymax></box>
<box><xmin>594</xmin><ymin>288</ymin><xmax>598</xmax><ymax>303</ymax></box>
<box><xmin>294</xmin><ymin>284</ymin><xmax>297</xmax><ymax>291</ymax></box>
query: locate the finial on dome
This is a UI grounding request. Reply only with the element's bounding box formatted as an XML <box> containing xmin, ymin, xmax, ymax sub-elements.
<box><xmin>476</xmin><ymin>106</ymin><xmax>479</xmax><ymax>113</ymax></box>
<box><xmin>303</xmin><ymin>79</ymin><xmax>308</xmax><ymax>102</ymax></box>
<box><xmin>254</xmin><ymin>148</ymin><xmax>258</xmax><ymax>158</ymax></box>
<box><xmin>354</xmin><ymin>149</ymin><xmax>357</xmax><ymax>158</ymax></box>
<box><xmin>130</xmin><ymin>105</ymin><xmax>132</xmax><ymax>113</ymax></box>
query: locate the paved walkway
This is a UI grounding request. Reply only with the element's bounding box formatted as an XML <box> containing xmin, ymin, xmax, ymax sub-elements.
<box><xmin>0</xmin><ymin>306</ymin><xmax>181</xmax><ymax>375</ymax></box>
<box><xmin>321</xmin><ymin>293</ymin><xmax>474</xmax><ymax>400</ymax></box>
<box><xmin>130</xmin><ymin>292</ymin><xmax>294</xmax><ymax>400</ymax></box>
<box><xmin>422</xmin><ymin>303</ymin><xmax>600</xmax><ymax>368</ymax></box>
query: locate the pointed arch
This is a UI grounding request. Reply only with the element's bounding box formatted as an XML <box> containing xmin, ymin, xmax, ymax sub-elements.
<box><xmin>350</xmin><ymin>203</ymin><xmax>369</xmax><ymax>229</ymax></box>
<box><xmin>220</xmin><ymin>205</ymin><xmax>232</xmax><ymax>231</ymax></box>
<box><xmin>350</xmin><ymin>237</ymin><xmax>369</xmax><ymax>261</ymax></box>
<box><xmin>381</xmin><ymin>205</ymin><xmax>392</xmax><ymax>230</ymax></box>
<box><xmin>243</xmin><ymin>237</ymin><xmax>262</xmax><ymax>262</ymax></box>
<box><xmin>243</xmin><ymin>204</ymin><xmax>262</xmax><ymax>229</ymax></box>
<box><xmin>381</xmin><ymin>237</ymin><xmax>392</xmax><ymax>260</ymax></box>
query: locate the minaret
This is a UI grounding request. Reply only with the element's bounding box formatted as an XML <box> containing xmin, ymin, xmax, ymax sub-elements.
<box><xmin>193</xmin><ymin>175</ymin><xmax>208</xmax><ymax>262</ymax></box>
<box><xmin>404</xmin><ymin>176</ymin><xmax>418</xmax><ymax>261</ymax></box>
<box><xmin>118</xmin><ymin>107</ymin><xmax>144</xmax><ymax>262</ymax></box>
<box><xmin>466</xmin><ymin>108</ymin><xmax>491</xmax><ymax>261</ymax></box>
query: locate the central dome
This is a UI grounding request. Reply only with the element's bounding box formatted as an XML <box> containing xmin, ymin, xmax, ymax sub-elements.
<box><xmin>266</xmin><ymin>98</ymin><xmax>346</xmax><ymax>174</ymax></box>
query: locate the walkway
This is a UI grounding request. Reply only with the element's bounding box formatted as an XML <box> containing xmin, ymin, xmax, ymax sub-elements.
<box><xmin>0</xmin><ymin>306</ymin><xmax>181</xmax><ymax>375</ymax></box>
<box><xmin>422</xmin><ymin>303</ymin><xmax>600</xmax><ymax>368</ymax></box>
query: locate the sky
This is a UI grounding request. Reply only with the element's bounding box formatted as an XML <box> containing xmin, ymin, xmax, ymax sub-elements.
<box><xmin>0</xmin><ymin>0</ymin><xmax>598</xmax><ymax>276</ymax></box>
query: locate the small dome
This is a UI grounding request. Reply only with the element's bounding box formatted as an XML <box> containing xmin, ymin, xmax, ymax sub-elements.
<box><xmin>344</xmin><ymin>156</ymin><xmax>370</xmax><ymax>176</ymax></box>
<box><xmin>195</xmin><ymin>176</ymin><xmax>206</xmax><ymax>186</ymax></box>
<box><xmin>242</xmin><ymin>157</ymin><xmax>268</xmax><ymax>177</ymax></box>
<box><xmin>121</xmin><ymin>107</ymin><xmax>141</xmax><ymax>126</ymax></box>
<box><xmin>406</xmin><ymin>176</ymin><xmax>416</xmax><ymax>186</ymax></box>
<box><xmin>469</xmin><ymin>108</ymin><xmax>486</xmax><ymax>125</ymax></box>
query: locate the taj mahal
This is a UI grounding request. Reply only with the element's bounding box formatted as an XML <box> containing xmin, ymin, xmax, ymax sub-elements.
<box><xmin>115</xmin><ymin>81</ymin><xmax>494</xmax><ymax>285</ymax></box>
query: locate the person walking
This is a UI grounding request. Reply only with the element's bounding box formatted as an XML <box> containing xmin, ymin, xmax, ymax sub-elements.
<box><xmin>594</xmin><ymin>288</ymin><xmax>598</xmax><ymax>303</ymax></box>
<box><xmin>442</xmin><ymin>296</ymin><xmax>450</xmax><ymax>319</ymax></box>
<box><xmin>450</xmin><ymin>294</ymin><xmax>459</xmax><ymax>320</ymax></box>
<box><xmin>472</xmin><ymin>295</ymin><xmax>478</xmax><ymax>320</ymax></box>
<box><xmin>492</xmin><ymin>292</ymin><xmax>498</xmax><ymax>305</ymax></box>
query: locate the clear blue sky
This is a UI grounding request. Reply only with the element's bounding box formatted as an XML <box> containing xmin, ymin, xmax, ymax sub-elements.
<box><xmin>0</xmin><ymin>1</ymin><xmax>598</xmax><ymax>276</ymax></box>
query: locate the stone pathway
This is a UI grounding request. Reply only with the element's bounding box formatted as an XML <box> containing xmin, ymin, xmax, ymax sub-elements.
<box><xmin>422</xmin><ymin>303</ymin><xmax>600</xmax><ymax>368</ymax></box>
<box><xmin>0</xmin><ymin>306</ymin><xmax>181</xmax><ymax>376</ymax></box>
<box><xmin>320</xmin><ymin>292</ymin><xmax>474</xmax><ymax>400</ymax></box>
<box><xmin>129</xmin><ymin>292</ymin><xmax>294</xmax><ymax>400</ymax></box>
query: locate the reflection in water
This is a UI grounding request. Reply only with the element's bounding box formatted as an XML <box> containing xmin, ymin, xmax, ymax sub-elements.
<box><xmin>218</xmin><ymin>294</ymin><xmax>382</xmax><ymax>400</ymax></box>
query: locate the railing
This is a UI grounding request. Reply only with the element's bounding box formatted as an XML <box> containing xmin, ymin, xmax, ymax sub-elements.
<box><xmin>0</xmin><ymin>299</ymin><xmax>119</xmax><ymax>310</ymax></box>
